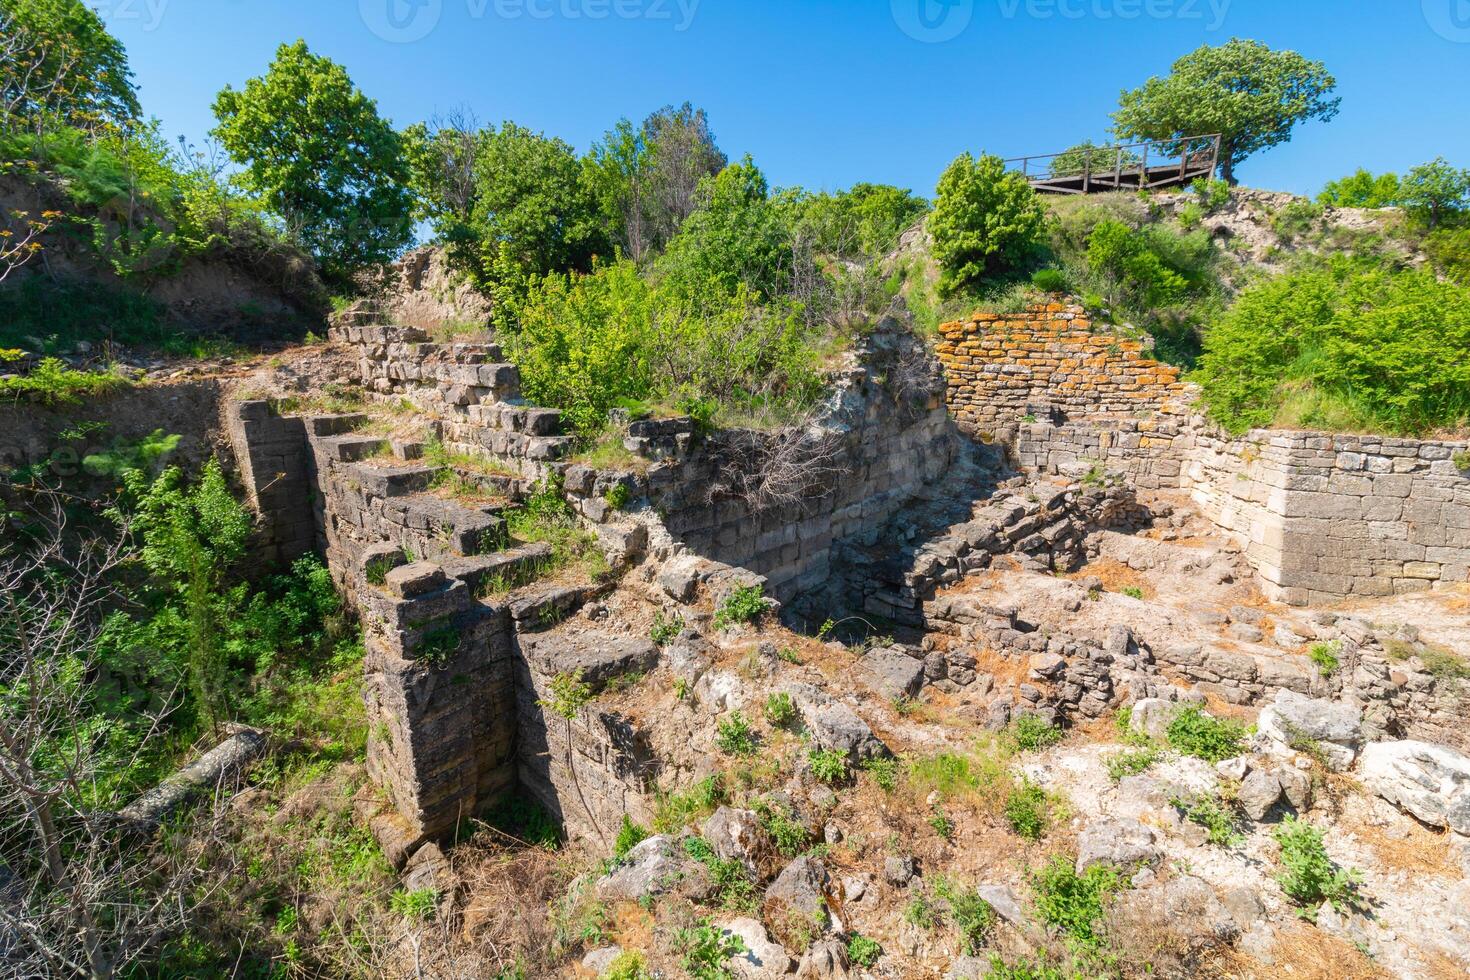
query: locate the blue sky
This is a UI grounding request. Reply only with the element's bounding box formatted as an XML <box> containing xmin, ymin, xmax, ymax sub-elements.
<box><xmin>102</xmin><ymin>0</ymin><xmax>1470</xmax><ymax>199</ymax></box>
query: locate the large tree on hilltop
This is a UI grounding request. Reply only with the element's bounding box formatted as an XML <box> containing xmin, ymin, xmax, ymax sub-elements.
<box><xmin>211</xmin><ymin>41</ymin><xmax>413</xmax><ymax>281</ymax></box>
<box><xmin>0</xmin><ymin>0</ymin><xmax>139</xmax><ymax>130</ymax></box>
<box><xmin>1111</xmin><ymin>38</ymin><xmax>1340</xmax><ymax>185</ymax></box>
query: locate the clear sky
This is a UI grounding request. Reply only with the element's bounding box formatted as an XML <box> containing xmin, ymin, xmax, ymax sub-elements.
<box><xmin>102</xmin><ymin>0</ymin><xmax>1470</xmax><ymax>200</ymax></box>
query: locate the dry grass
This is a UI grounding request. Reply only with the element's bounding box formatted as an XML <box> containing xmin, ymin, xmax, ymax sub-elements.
<box><xmin>1349</xmin><ymin>815</ymin><xmax>1460</xmax><ymax>879</ymax></box>
<box><xmin>1069</xmin><ymin>557</ymin><xmax>1155</xmax><ymax>598</ymax></box>
<box><xmin>1202</xmin><ymin>923</ymin><xmax>1387</xmax><ymax>979</ymax></box>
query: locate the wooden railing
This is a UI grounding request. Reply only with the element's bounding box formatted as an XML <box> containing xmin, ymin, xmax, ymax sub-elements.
<box><xmin>1004</xmin><ymin>134</ymin><xmax>1222</xmax><ymax>195</ymax></box>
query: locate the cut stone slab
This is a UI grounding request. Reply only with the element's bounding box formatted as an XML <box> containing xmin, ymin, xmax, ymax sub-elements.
<box><xmin>520</xmin><ymin>628</ymin><xmax>659</xmax><ymax>693</ymax></box>
<box><xmin>1359</xmin><ymin>740</ymin><xmax>1470</xmax><ymax>835</ymax></box>
<box><xmin>787</xmin><ymin>684</ymin><xmax>888</xmax><ymax>762</ymax></box>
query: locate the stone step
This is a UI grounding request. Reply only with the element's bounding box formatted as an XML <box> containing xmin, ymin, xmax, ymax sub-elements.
<box><xmin>466</xmin><ymin>403</ymin><xmax>563</xmax><ymax>436</ymax></box>
<box><xmin>379</xmin><ymin>492</ymin><xmax>509</xmax><ymax>560</ymax></box>
<box><xmin>350</xmin><ymin>462</ymin><xmax>436</xmax><ymax>497</ymax></box>
<box><xmin>305</xmin><ymin>413</ymin><xmax>368</xmax><ymax>437</ymax></box>
<box><xmin>315</xmin><ymin>433</ymin><xmax>388</xmax><ymax>463</ymax></box>
<box><xmin>441</xmin><ymin>542</ymin><xmax>555</xmax><ymax>593</ymax></box>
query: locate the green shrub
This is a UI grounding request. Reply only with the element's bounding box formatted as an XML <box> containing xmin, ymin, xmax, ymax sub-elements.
<box><xmin>0</xmin><ymin>357</ymin><xmax>131</xmax><ymax>405</ymax></box>
<box><xmin>930</xmin><ymin>152</ymin><xmax>1048</xmax><ymax>294</ymax></box>
<box><xmin>1165</xmin><ymin>705</ymin><xmax>1246</xmax><ymax>762</ymax></box>
<box><xmin>1031</xmin><ymin>267</ymin><xmax>1068</xmax><ymax>293</ymax></box>
<box><xmin>601</xmin><ymin>949</ymin><xmax>653</xmax><ymax>980</ymax></box>
<box><xmin>654</xmin><ymin>774</ymin><xmax>725</xmax><ymax>832</ymax></box>
<box><xmin>613</xmin><ymin>814</ymin><xmax>650</xmax><ymax>860</ymax></box>
<box><xmin>1308</xmin><ymin>642</ymin><xmax>1340</xmax><ymax>676</ymax></box>
<box><xmin>846</xmin><ymin>932</ymin><xmax>882</xmax><ymax>967</ymax></box>
<box><xmin>1004</xmin><ymin>779</ymin><xmax>1051</xmax><ymax>841</ymax></box>
<box><xmin>1103</xmin><ymin>748</ymin><xmax>1158</xmax><ymax>782</ymax></box>
<box><xmin>1194</xmin><ymin>260</ymin><xmax>1470</xmax><ymax>437</ymax></box>
<box><xmin>389</xmin><ymin>888</ymin><xmax>437</xmax><ymax>921</ymax></box>
<box><xmin>716</xmin><ymin>712</ymin><xmax>758</xmax><ymax>756</ymax></box>
<box><xmin>675</xmin><ymin>917</ymin><xmax>748</xmax><ymax>979</ymax></box>
<box><xmin>1121</xmin><ymin>586</ymin><xmax>1145</xmax><ymax>600</ymax></box>
<box><xmin>1172</xmin><ymin>793</ymin><xmax>1244</xmax><ymax>846</ymax></box>
<box><xmin>1007</xmin><ymin>715</ymin><xmax>1063</xmax><ymax>752</ymax></box>
<box><xmin>713</xmin><ymin>585</ymin><xmax>767</xmax><ymax>629</ymax></box>
<box><xmin>861</xmin><ymin>756</ymin><xmax>899</xmax><ymax>792</ymax></box>
<box><xmin>983</xmin><ymin>953</ymin><xmax>1075</xmax><ymax>979</ymax></box>
<box><xmin>903</xmin><ymin>892</ymin><xmax>939</xmax><ymax>930</ymax></box>
<box><xmin>683</xmin><ymin>838</ymin><xmax>759</xmax><ymax>912</ymax></box>
<box><xmin>934</xmin><ymin>878</ymin><xmax>996</xmax><ymax>955</ymax></box>
<box><xmin>540</xmin><ymin>671</ymin><xmax>593</xmax><ymax>721</ymax></box>
<box><xmin>1029</xmin><ymin>856</ymin><xmax>1124</xmax><ymax>949</ymax></box>
<box><xmin>1272</xmin><ymin>816</ymin><xmax>1363</xmax><ymax>919</ymax></box>
<box><xmin>808</xmin><ymin>748</ymin><xmax>849</xmax><ymax>785</ymax></box>
<box><xmin>764</xmin><ymin>691</ymin><xmax>796</xmax><ymax>726</ymax></box>
<box><xmin>1318</xmin><ymin>169</ymin><xmax>1403</xmax><ymax>209</ymax></box>
<box><xmin>754</xmin><ymin>799</ymin><xmax>811</xmax><ymax>857</ymax></box>
<box><xmin>649</xmin><ymin>610</ymin><xmax>685</xmax><ymax>645</ymax></box>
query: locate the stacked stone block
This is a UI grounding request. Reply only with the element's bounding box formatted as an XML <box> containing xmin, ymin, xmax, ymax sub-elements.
<box><xmin>225</xmin><ymin>401</ymin><xmax>318</xmax><ymax>566</ymax></box>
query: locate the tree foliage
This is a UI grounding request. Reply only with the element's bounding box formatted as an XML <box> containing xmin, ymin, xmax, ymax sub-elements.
<box><xmin>1399</xmin><ymin>157</ymin><xmax>1470</xmax><ymax>230</ymax></box>
<box><xmin>785</xmin><ymin>182</ymin><xmax>929</xmax><ymax>259</ymax></box>
<box><xmin>212</xmin><ymin>40</ymin><xmax>413</xmax><ymax>281</ymax></box>
<box><xmin>929</xmin><ymin>152</ymin><xmax>1047</xmax><ymax>295</ymax></box>
<box><xmin>1112</xmin><ymin>38</ymin><xmax>1340</xmax><ymax>184</ymax></box>
<box><xmin>1317</xmin><ymin>168</ymin><xmax>1403</xmax><ymax>209</ymax></box>
<box><xmin>0</xmin><ymin>0</ymin><xmax>139</xmax><ymax>129</ymax></box>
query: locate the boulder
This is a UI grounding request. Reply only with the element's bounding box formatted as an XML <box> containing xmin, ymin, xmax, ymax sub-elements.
<box><xmin>581</xmin><ymin>946</ymin><xmax>624</xmax><ymax>975</ymax></box>
<box><xmin>788</xmin><ymin>685</ymin><xmax>888</xmax><ymax>762</ymax></box>
<box><xmin>795</xmin><ymin>939</ymin><xmax>851</xmax><ymax>979</ymax></box>
<box><xmin>764</xmin><ymin>856</ymin><xmax>830</xmax><ymax>927</ymax></box>
<box><xmin>860</xmin><ymin>648</ymin><xmax>926</xmax><ymax>701</ymax></box>
<box><xmin>1076</xmin><ymin>816</ymin><xmax>1162</xmax><ymax>872</ymax></box>
<box><xmin>704</xmin><ymin>807</ymin><xmax>767</xmax><ymax>871</ymax></box>
<box><xmin>1358</xmin><ymin>740</ymin><xmax>1470</xmax><ymax>835</ymax></box>
<box><xmin>720</xmin><ymin>917</ymin><xmax>792</xmax><ymax>979</ymax></box>
<box><xmin>1257</xmin><ymin>690</ymin><xmax>1362</xmax><ymax>770</ymax></box>
<box><xmin>1128</xmin><ymin>698</ymin><xmax>1184</xmax><ymax>741</ymax></box>
<box><xmin>597</xmin><ymin>835</ymin><xmax>709</xmax><ymax>902</ymax></box>
<box><xmin>1276</xmin><ymin>764</ymin><xmax>1313</xmax><ymax>812</ymax></box>
<box><xmin>1238</xmin><ymin>767</ymin><xmax>1283</xmax><ymax>822</ymax></box>
<box><xmin>883</xmin><ymin>854</ymin><xmax>916</xmax><ymax>887</ymax></box>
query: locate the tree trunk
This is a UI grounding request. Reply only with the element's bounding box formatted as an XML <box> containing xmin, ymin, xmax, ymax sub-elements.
<box><xmin>32</xmin><ymin>801</ymin><xmax>112</xmax><ymax>980</ymax></box>
<box><xmin>1220</xmin><ymin>145</ymin><xmax>1238</xmax><ymax>187</ymax></box>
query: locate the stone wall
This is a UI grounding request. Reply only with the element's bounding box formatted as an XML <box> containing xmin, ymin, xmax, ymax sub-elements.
<box><xmin>936</xmin><ymin>300</ymin><xmax>1470</xmax><ymax>603</ymax></box>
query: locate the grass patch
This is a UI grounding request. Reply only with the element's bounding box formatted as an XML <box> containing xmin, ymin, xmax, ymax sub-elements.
<box><xmin>1029</xmin><ymin>855</ymin><xmax>1125</xmax><ymax>950</ymax></box>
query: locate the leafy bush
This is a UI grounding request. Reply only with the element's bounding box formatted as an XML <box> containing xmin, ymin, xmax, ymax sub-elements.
<box><xmin>1194</xmin><ymin>260</ymin><xmax>1470</xmax><ymax>436</ymax></box>
<box><xmin>1164</xmin><ymin>705</ymin><xmax>1246</xmax><ymax>762</ymax></box>
<box><xmin>653</xmin><ymin>774</ymin><xmax>725</xmax><ymax>833</ymax></box>
<box><xmin>1029</xmin><ymin>856</ymin><xmax>1124</xmax><ymax>949</ymax></box>
<box><xmin>601</xmin><ymin>950</ymin><xmax>654</xmax><ymax>980</ymax></box>
<box><xmin>650</xmin><ymin>610</ymin><xmax>685</xmax><ymax>645</ymax></box>
<box><xmin>934</xmin><ymin>878</ymin><xmax>996</xmax><ymax>955</ymax></box>
<box><xmin>1004</xmin><ymin>780</ymin><xmax>1051</xmax><ymax>841</ymax></box>
<box><xmin>675</xmin><ymin>918</ymin><xmax>747</xmax><ymax>980</ymax></box>
<box><xmin>754</xmin><ymin>799</ymin><xmax>811</xmax><ymax>857</ymax></box>
<box><xmin>613</xmin><ymin>814</ymin><xmax>650</xmax><ymax>860</ymax></box>
<box><xmin>808</xmin><ymin>749</ymin><xmax>848</xmax><ymax>785</ymax></box>
<box><xmin>1031</xmin><ymin>267</ymin><xmax>1068</xmax><ymax>293</ymax></box>
<box><xmin>1272</xmin><ymin>816</ymin><xmax>1363</xmax><ymax>919</ymax></box>
<box><xmin>861</xmin><ymin>756</ymin><xmax>899</xmax><ymax>792</ymax></box>
<box><xmin>1308</xmin><ymin>642</ymin><xmax>1340</xmax><ymax>676</ymax></box>
<box><xmin>0</xmin><ymin>357</ymin><xmax>130</xmax><ymax>405</ymax></box>
<box><xmin>1318</xmin><ymin>168</ymin><xmax>1403</xmax><ymax>209</ymax></box>
<box><xmin>846</xmin><ymin>932</ymin><xmax>882</xmax><ymax>967</ymax></box>
<box><xmin>786</xmin><ymin>182</ymin><xmax>929</xmax><ymax>259</ymax></box>
<box><xmin>1103</xmin><ymin>748</ymin><xmax>1158</xmax><ymax>782</ymax></box>
<box><xmin>1172</xmin><ymin>793</ymin><xmax>1244</xmax><ymax>846</ymax></box>
<box><xmin>713</xmin><ymin>585</ymin><xmax>767</xmax><ymax>630</ymax></box>
<box><xmin>716</xmin><ymin>711</ymin><xmax>758</xmax><ymax>756</ymax></box>
<box><xmin>930</xmin><ymin>152</ymin><xmax>1048</xmax><ymax>294</ymax></box>
<box><xmin>389</xmin><ymin>888</ymin><xmax>437</xmax><ymax>922</ymax></box>
<box><xmin>1007</xmin><ymin>715</ymin><xmax>1063</xmax><ymax>752</ymax></box>
<box><xmin>764</xmin><ymin>691</ymin><xmax>796</xmax><ymax>726</ymax></box>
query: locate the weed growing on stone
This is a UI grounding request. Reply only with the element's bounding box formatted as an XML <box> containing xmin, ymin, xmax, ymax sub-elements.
<box><xmin>1172</xmin><ymin>792</ymin><xmax>1244</xmax><ymax>846</ymax></box>
<box><xmin>847</xmin><ymin>932</ymin><xmax>882</xmax><ymax>967</ymax></box>
<box><xmin>808</xmin><ymin>749</ymin><xmax>849</xmax><ymax>785</ymax></box>
<box><xmin>1165</xmin><ymin>705</ymin><xmax>1246</xmax><ymax>762</ymax></box>
<box><xmin>675</xmin><ymin>917</ymin><xmax>748</xmax><ymax>979</ymax></box>
<box><xmin>763</xmin><ymin>691</ymin><xmax>796</xmax><ymax>726</ymax></box>
<box><xmin>601</xmin><ymin>950</ymin><xmax>653</xmax><ymax>980</ymax></box>
<box><xmin>653</xmin><ymin>775</ymin><xmax>726</xmax><ymax>833</ymax></box>
<box><xmin>1004</xmin><ymin>779</ymin><xmax>1052</xmax><ymax>841</ymax></box>
<box><xmin>713</xmin><ymin>585</ymin><xmax>767</xmax><ymax>629</ymax></box>
<box><xmin>716</xmin><ymin>711</ymin><xmax>759</xmax><ymax>756</ymax></box>
<box><xmin>1104</xmin><ymin>748</ymin><xmax>1159</xmax><ymax>782</ymax></box>
<box><xmin>389</xmin><ymin>887</ymin><xmax>438</xmax><ymax>921</ymax></box>
<box><xmin>754</xmin><ymin>799</ymin><xmax>812</xmax><ymax>857</ymax></box>
<box><xmin>903</xmin><ymin>892</ymin><xmax>939</xmax><ymax>931</ymax></box>
<box><xmin>683</xmin><ymin>838</ymin><xmax>759</xmax><ymax>912</ymax></box>
<box><xmin>929</xmin><ymin>812</ymin><xmax>955</xmax><ymax>840</ymax></box>
<box><xmin>1029</xmin><ymin>856</ymin><xmax>1125</xmax><ymax>950</ymax></box>
<box><xmin>861</xmin><ymin>756</ymin><xmax>899</xmax><ymax>792</ymax></box>
<box><xmin>613</xmin><ymin>815</ymin><xmax>650</xmax><ymax>860</ymax></box>
<box><xmin>1007</xmin><ymin>715</ymin><xmax>1064</xmax><ymax>752</ymax></box>
<box><xmin>934</xmin><ymin>877</ymin><xmax>996</xmax><ymax>955</ymax></box>
<box><xmin>1121</xmin><ymin>586</ymin><xmax>1145</xmax><ymax>600</ymax></box>
<box><xmin>1309</xmin><ymin>641</ymin><xmax>1341</xmax><ymax>676</ymax></box>
<box><xmin>1272</xmin><ymin>817</ymin><xmax>1364</xmax><ymax>920</ymax></box>
<box><xmin>649</xmin><ymin>610</ymin><xmax>685</xmax><ymax>645</ymax></box>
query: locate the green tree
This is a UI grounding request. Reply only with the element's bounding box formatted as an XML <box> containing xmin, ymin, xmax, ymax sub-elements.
<box><xmin>787</xmin><ymin>182</ymin><xmax>929</xmax><ymax>259</ymax></box>
<box><xmin>584</xmin><ymin>103</ymin><xmax>726</xmax><ymax>262</ymax></box>
<box><xmin>0</xmin><ymin>0</ymin><xmax>139</xmax><ymax>128</ymax></box>
<box><xmin>1112</xmin><ymin>39</ymin><xmax>1340</xmax><ymax>185</ymax></box>
<box><xmin>657</xmin><ymin>156</ymin><xmax>792</xmax><ymax>307</ymax></box>
<box><xmin>1399</xmin><ymin>157</ymin><xmax>1470</xmax><ymax>230</ymax></box>
<box><xmin>1048</xmin><ymin>140</ymin><xmax>1140</xmax><ymax>178</ymax></box>
<box><xmin>469</xmin><ymin>120</ymin><xmax>608</xmax><ymax>304</ymax></box>
<box><xmin>1317</xmin><ymin>168</ymin><xmax>1402</xmax><ymax>209</ymax></box>
<box><xmin>929</xmin><ymin>151</ymin><xmax>1047</xmax><ymax>294</ymax></box>
<box><xmin>211</xmin><ymin>40</ymin><xmax>413</xmax><ymax>281</ymax></box>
